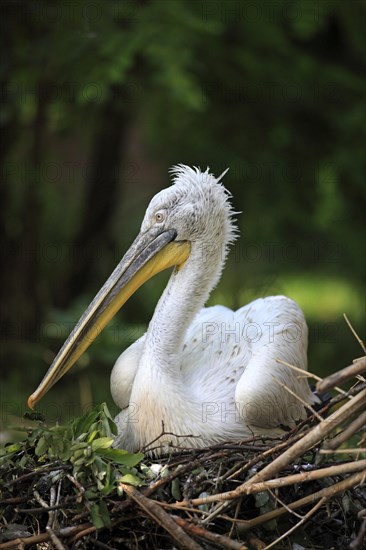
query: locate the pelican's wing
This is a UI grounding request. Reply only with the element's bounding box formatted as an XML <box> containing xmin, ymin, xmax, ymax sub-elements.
<box><xmin>180</xmin><ymin>305</ymin><xmax>252</xmax><ymax>402</ymax></box>
<box><xmin>234</xmin><ymin>296</ymin><xmax>317</xmax><ymax>429</ymax></box>
<box><xmin>180</xmin><ymin>296</ymin><xmax>317</xmax><ymax>432</ymax></box>
<box><xmin>110</xmin><ymin>334</ymin><xmax>146</xmax><ymax>410</ymax></box>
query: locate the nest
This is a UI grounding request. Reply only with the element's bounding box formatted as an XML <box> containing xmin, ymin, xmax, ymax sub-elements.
<box><xmin>1</xmin><ymin>322</ymin><xmax>365</xmax><ymax>549</ymax></box>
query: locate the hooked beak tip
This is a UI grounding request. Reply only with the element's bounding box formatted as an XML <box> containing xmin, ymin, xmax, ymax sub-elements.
<box><xmin>27</xmin><ymin>395</ymin><xmax>35</xmax><ymax>410</ymax></box>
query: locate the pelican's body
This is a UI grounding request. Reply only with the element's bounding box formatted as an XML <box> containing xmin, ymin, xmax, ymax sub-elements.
<box><xmin>29</xmin><ymin>165</ymin><xmax>317</xmax><ymax>453</ymax></box>
<box><xmin>112</xmin><ymin>297</ymin><xmax>311</xmax><ymax>451</ymax></box>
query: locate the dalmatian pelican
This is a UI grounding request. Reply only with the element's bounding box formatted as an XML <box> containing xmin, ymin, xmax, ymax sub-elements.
<box><xmin>28</xmin><ymin>165</ymin><xmax>317</xmax><ymax>452</ymax></box>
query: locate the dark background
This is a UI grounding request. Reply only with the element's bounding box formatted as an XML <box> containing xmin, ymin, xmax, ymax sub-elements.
<box><xmin>1</xmin><ymin>0</ymin><xmax>365</xmax><ymax>434</ymax></box>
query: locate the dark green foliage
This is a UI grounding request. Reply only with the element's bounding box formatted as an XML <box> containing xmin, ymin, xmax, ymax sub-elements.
<box><xmin>0</xmin><ymin>403</ymin><xmax>144</xmax><ymax>529</ymax></box>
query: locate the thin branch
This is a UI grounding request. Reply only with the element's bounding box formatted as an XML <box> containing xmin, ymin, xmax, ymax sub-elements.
<box><xmin>66</xmin><ymin>473</ymin><xmax>85</xmax><ymax>503</ymax></box>
<box><xmin>69</xmin><ymin>525</ymin><xmax>97</xmax><ymax>543</ymax></box>
<box><xmin>343</xmin><ymin>314</ymin><xmax>366</xmax><ymax>354</ymax></box>
<box><xmin>271</xmin><ymin>375</ymin><xmax>324</xmax><ymax>422</ymax></box>
<box><xmin>329</xmin><ymin>381</ymin><xmax>366</xmax><ymax>406</ymax></box>
<box><xmin>246</xmin><ymin>459</ymin><xmax>366</xmax><ymax>494</ymax></box>
<box><xmin>275</xmin><ymin>359</ymin><xmax>323</xmax><ymax>382</ymax></box>
<box><xmin>158</xmin><ymin>502</ymin><xmax>209</xmax><ymax>516</ymax></box>
<box><xmin>172</xmin><ymin>515</ymin><xmax>248</xmax><ymax>550</ymax></box>
<box><xmin>324</xmin><ymin>412</ymin><xmax>366</xmax><ymax>450</ymax></box>
<box><xmin>119</xmin><ymin>483</ymin><xmax>203</xmax><ymax>550</ymax></box>
<box><xmin>316</xmin><ymin>357</ymin><xmax>366</xmax><ymax>394</ymax></box>
<box><xmin>262</xmin><ymin>497</ymin><xmax>327</xmax><ymax>550</ymax></box>
<box><xmin>319</xmin><ymin>448</ymin><xmax>366</xmax><ymax>454</ymax></box>
<box><xmin>176</xmin><ymin>460</ymin><xmax>366</xmax><ymax>507</ymax></box>
<box><xmin>350</xmin><ymin>510</ymin><xmax>366</xmax><ymax>550</ymax></box>
<box><xmin>267</xmin><ymin>488</ymin><xmax>304</xmax><ymax>520</ymax></box>
<box><xmin>16</xmin><ymin>503</ymin><xmax>77</xmax><ymax>514</ymax></box>
<box><xmin>143</xmin><ymin>459</ymin><xmax>203</xmax><ymax>498</ymax></box>
<box><xmin>276</xmin><ymin>359</ymin><xmax>348</xmax><ymax>396</ymax></box>
<box><xmin>195</xmin><ymin>388</ymin><xmax>366</xmax><ymax>518</ymax></box>
<box><xmin>222</xmin><ymin>433</ymin><xmax>305</xmax><ymax>482</ymax></box>
<box><xmin>0</xmin><ymin>523</ymin><xmax>92</xmax><ymax>549</ymax></box>
<box><xmin>141</xmin><ymin>420</ymin><xmax>201</xmax><ymax>454</ymax></box>
<box><xmin>46</xmin><ymin>527</ymin><xmax>66</xmax><ymax>550</ymax></box>
<box><xmin>46</xmin><ymin>486</ymin><xmax>56</xmax><ymax>530</ymax></box>
<box><xmin>239</xmin><ymin>388</ymin><xmax>366</xmax><ymax>486</ymax></box>
<box><xmin>237</xmin><ymin>469</ymin><xmax>366</xmax><ymax>532</ymax></box>
<box><xmin>3</xmin><ymin>463</ymin><xmax>70</xmax><ymax>488</ymax></box>
<box><xmin>33</xmin><ymin>490</ymin><xmax>49</xmax><ymax>509</ymax></box>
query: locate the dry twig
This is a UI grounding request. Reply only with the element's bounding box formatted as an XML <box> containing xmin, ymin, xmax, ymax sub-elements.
<box><xmin>343</xmin><ymin>314</ymin><xmax>366</xmax><ymax>354</ymax></box>
<box><xmin>119</xmin><ymin>482</ymin><xmax>203</xmax><ymax>550</ymax></box>
<box><xmin>0</xmin><ymin>523</ymin><xmax>92</xmax><ymax>549</ymax></box>
<box><xmin>324</xmin><ymin>412</ymin><xmax>366</xmax><ymax>450</ymax></box>
<box><xmin>172</xmin><ymin>515</ymin><xmax>248</xmax><ymax>549</ymax></box>
<box><xmin>237</xmin><ymin>469</ymin><xmax>366</xmax><ymax>532</ymax></box>
<box><xmin>316</xmin><ymin>357</ymin><xmax>366</xmax><ymax>394</ymax></box>
<box><xmin>177</xmin><ymin>459</ymin><xmax>366</xmax><ymax>506</ymax></box>
<box><xmin>276</xmin><ymin>359</ymin><xmax>348</xmax><ymax>396</ymax></box>
<box><xmin>262</xmin><ymin>497</ymin><xmax>327</xmax><ymax>550</ymax></box>
<box><xmin>271</xmin><ymin>374</ymin><xmax>324</xmax><ymax>421</ymax></box>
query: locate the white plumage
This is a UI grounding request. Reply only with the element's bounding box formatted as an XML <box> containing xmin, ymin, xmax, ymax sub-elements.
<box><xmin>28</xmin><ymin>165</ymin><xmax>317</xmax><ymax>453</ymax></box>
<box><xmin>110</xmin><ymin>166</ymin><xmax>317</xmax><ymax>452</ymax></box>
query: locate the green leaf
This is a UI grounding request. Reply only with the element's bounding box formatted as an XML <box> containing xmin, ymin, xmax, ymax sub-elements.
<box><xmin>4</xmin><ymin>443</ymin><xmax>22</xmax><ymax>454</ymax></box>
<box><xmin>100</xmin><ymin>463</ymin><xmax>114</xmax><ymax>495</ymax></box>
<box><xmin>95</xmin><ymin>448</ymin><xmax>144</xmax><ymax>467</ymax></box>
<box><xmin>90</xmin><ymin>500</ymin><xmax>111</xmax><ymax>529</ymax></box>
<box><xmin>91</xmin><ymin>437</ymin><xmax>114</xmax><ymax>451</ymax></box>
<box><xmin>100</xmin><ymin>403</ymin><xmax>118</xmax><ymax>435</ymax></box>
<box><xmin>73</xmin><ymin>410</ymin><xmax>99</xmax><ymax>437</ymax></box>
<box><xmin>255</xmin><ymin>491</ymin><xmax>270</xmax><ymax>507</ymax></box>
<box><xmin>93</xmin><ymin>455</ymin><xmax>107</xmax><ymax>472</ymax></box>
<box><xmin>87</xmin><ymin>430</ymin><xmax>99</xmax><ymax>443</ymax></box>
<box><xmin>19</xmin><ymin>455</ymin><xmax>28</xmax><ymax>467</ymax></box>
<box><xmin>35</xmin><ymin>436</ymin><xmax>49</xmax><ymax>457</ymax></box>
<box><xmin>118</xmin><ymin>473</ymin><xmax>142</xmax><ymax>487</ymax></box>
<box><xmin>171</xmin><ymin>478</ymin><xmax>181</xmax><ymax>501</ymax></box>
<box><xmin>100</xmin><ymin>403</ymin><xmax>114</xmax><ymax>420</ymax></box>
<box><xmin>29</xmin><ymin>428</ymin><xmax>49</xmax><ymax>442</ymax></box>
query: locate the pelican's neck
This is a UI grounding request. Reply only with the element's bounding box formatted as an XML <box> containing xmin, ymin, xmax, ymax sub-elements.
<box><xmin>118</xmin><ymin>240</ymin><xmax>231</xmax><ymax>451</ymax></box>
<box><xmin>141</xmin><ymin>241</ymin><xmax>225</xmax><ymax>376</ymax></box>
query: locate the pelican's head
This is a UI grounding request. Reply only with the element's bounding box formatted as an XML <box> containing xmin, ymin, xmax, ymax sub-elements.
<box><xmin>27</xmin><ymin>165</ymin><xmax>236</xmax><ymax>409</ymax></box>
<box><xmin>141</xmin><ymin>165</ymin><xmax>236</xmax><ymax>247</ymax></box>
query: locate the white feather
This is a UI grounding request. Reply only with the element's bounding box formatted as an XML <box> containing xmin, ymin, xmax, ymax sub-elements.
<box><xmin>112</xmin><ymin>166</ymin><xmax>317</xmax><ymax>452</ymax></box>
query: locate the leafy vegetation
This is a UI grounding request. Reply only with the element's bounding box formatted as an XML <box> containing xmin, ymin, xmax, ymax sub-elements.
<box><xmin>0</xmin><ymin>404</ymin><xmax>144</xmax><ymax>530</ymax></box>
<box><xmin>1</xmin><ymin>386</ymin><xmax>365</xmax><ymax>548</ymax></box>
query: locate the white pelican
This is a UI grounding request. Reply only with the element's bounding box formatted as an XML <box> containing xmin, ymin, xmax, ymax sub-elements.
<box><xmin>28</xmin><ymin>165</ymin><xmax>318</xmax><ymax>452</ymax></box>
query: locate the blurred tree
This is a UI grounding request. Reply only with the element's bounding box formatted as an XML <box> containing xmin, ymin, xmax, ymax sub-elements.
<box><xmin>0</xmin><ymin>0</ymin><xmax>365</xmax><ymax>395</ymax></box>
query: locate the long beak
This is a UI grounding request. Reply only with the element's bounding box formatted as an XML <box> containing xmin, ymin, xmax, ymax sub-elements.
<box><xmin>28</xmin><ymin>229</ymin><xmax>190</xmax><ymax>409</ymax></box>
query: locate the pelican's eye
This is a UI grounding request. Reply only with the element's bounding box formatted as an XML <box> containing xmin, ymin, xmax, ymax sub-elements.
<box><xmin>154</xmin><ymin>210</ymin><xmax>166</xmax><ymax>224</ymax></box>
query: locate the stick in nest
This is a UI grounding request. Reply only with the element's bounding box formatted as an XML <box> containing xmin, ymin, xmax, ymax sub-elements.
<box><xmin>262</xmin><ymin>497</ymin><xmax>327</xmax><ymax>550</ymax></box>
<box><xmin>119</xmin><ymin>482</ymin><xmax>203</xmax><ymax>550</ymax></box>
<box><xmin>271</xmin><ymin>374</ymin><xmax>324</xmax><ymax>422</ymax></box>
<box><xmin>276</xmin><ymin>359</ymin><xmax>348</xmax><ymax>397</ymax></box>
<box><xmin>172</xmin><ymin>516</ymin><xmax>248</xmax><ymax>550</ymax></box>
<box><xmin>343</xmin><ymin>313</ymin><xmax>366</xmax><ymax>354</ymax></box>
<box><xmin>236</xmin><ymin>469</ymin><xmax>366</xmax><ymax>532</ymax></box>
<box><xmin>316</xmin><ymin>358</ymin><xmax>366</xmax><ymax>394</ymax></box>
<box><xmin>323</xmin><ymin>411</ymin><xmax>366</xmax><ymax>450</ymax></box>
<box><xmin>195</xmin><ymin>387</ymin><xmax>366</xmax><ymax>520</ymax></box>
<box><xmin>174</xmin><ymin>459</ymin><xmax>366</xmax><ymax>506</ymax></box>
